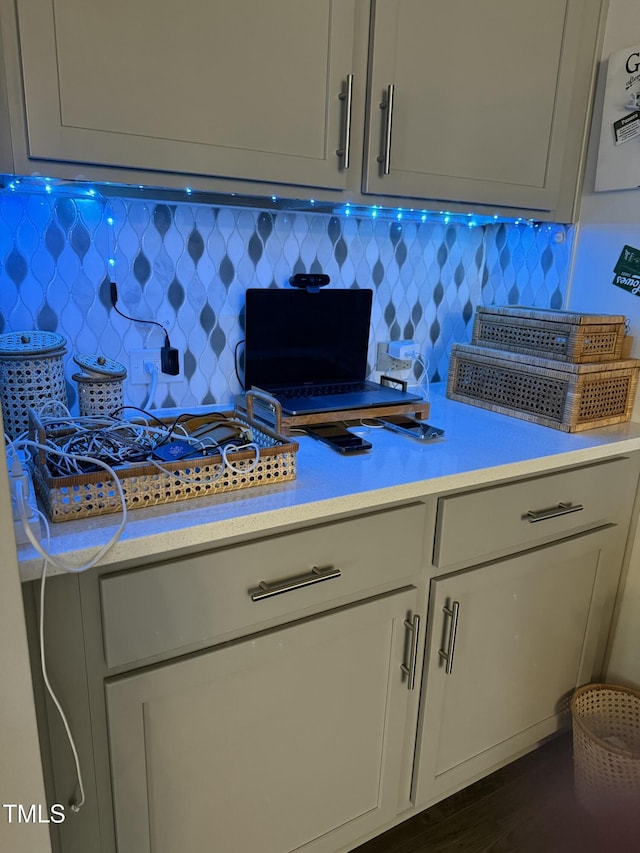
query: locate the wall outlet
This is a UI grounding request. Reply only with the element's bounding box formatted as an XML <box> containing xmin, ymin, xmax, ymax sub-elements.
<box><xmin>129</xmin><ymin>349</ymin><xmax>182</xmax><ymax>384</ymax></box>
<box><xmin>376</xmin><ymin>342</ymin><xmax>412</xmax><ymax>371</ymax></box>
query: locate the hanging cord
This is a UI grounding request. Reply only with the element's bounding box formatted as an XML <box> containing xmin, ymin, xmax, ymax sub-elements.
<box><xmin>13</xmin><ymin>488</ymin><xmax>91</xmax><ymax>813</ymax></box>
<box><xmin>109</xmin><ymin>282</ymin><xmax>180</xmax><ymax>376</ymax></box>
<box><xmin>40</xmin><ymin>554</ymin><xmax>86</xmax><ymax>812</ymax></box>
<box><xmin>109</xmin><ymin>282</ymin><xmax>172</xmax><ymax>348</ymax></box>
<box><xmin>8</xmin><ymin>429</ymin><xmax>129</xmax><ymax>813</ymax></box>
<box><xmin>11</xmin><ymin>440</ymin><xmax>127</xmax><ymax>572</ymax></box>
<box><xmin>14</xmin><ymin>492</ymin><xmax>86</xmax><ymax>811</ymax></box>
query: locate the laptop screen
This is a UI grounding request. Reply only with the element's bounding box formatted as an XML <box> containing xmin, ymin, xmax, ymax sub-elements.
<box><xmin>244</xmin><ymin>288</ymin><xmax>373</xmax><ymax>390</ymax></box>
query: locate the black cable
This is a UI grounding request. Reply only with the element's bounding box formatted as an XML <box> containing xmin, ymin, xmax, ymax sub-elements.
<box><xmin>235</xmin><ymin>339</ymin><xmax>245</xmax><ymax>390</ymax></box>
<box><xmin>110</xmin><ymin>282</ymin><xmax>171</xmax><ymax>347</ymax></box>
<box><xmin>109</xmin><ymin>407</ymin><xmax>204</xmax><ymax>451</ymax></box>
<box><xmin>152</xmin><ymin>412</ymin><xmax>214</xmax><ymax>449</ymax></box>
<box><xmin>109</xmin><ymin>405</ymin><xmax>169</xmax><ymax>428</ymax></box>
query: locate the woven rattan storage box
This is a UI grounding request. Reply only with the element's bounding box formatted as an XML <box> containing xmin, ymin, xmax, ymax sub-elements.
<box><xmin>472</xmin><ymin>306</ymin><xmax>627</xmax><ymax>363</ymax></box>
<box><xmin>29</xmin><ymin>409</ymin><xmax>299</xmax><ymax>522</ymax></box>
<box><xmin>447</xmin><ymin>344</ymin><xmax>640</xmax><ymax>432</ymax></box>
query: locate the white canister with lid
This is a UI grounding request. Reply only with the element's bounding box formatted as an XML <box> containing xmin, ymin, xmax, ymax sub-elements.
<box><xmin>0</xmin><ymin>330</ymin><xmax>68</xmax><ymax>439</ymax></box>
<box><xmin>72</xmin><ymin>354</ymin><xmax>127</xmax><ymax>417</ymax></box>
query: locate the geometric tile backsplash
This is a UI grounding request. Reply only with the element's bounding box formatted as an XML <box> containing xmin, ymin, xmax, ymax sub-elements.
<box><xmin>0</xmin><ymin>184</ymin><xmax>573</xmax><ymax>412</ymax></box>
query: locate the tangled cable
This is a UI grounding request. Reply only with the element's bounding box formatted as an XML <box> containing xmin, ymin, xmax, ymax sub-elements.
<box><xmin>31</xmin><ymin>407</ymin><xmax>259</xmax><ymax>478</ymax></box>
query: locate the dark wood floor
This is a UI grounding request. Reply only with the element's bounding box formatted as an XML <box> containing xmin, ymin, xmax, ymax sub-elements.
<box><xmin>351</xmin><ymin>733</ymin><xmax>640</xmax><ymax>852</ymax></box>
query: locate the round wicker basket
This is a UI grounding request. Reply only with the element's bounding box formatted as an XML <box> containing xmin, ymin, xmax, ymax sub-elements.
<box><xmin>0</xmin><ymin>330</ymin><xmax>68</xmax><ymax>439</ymax></box>
<box><xmin>72</xmin><ymin>354</ymin><xmax>127</xmax><ymax>417</ymax></box>
<box><xmin>571</xmin><ymin>682</ymin><xmax>640</xmax><ymax>813</ymax></box>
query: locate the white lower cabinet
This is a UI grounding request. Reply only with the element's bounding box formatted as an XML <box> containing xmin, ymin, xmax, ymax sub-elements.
<box><xmin>105</xmin><ymin>587</ymin><xmax>420</xmax><ymax>853</ymax></box>
<box><xmin>24</xmin><ymin>457</ymin><xmax>640</xmax><ymax>853</ymax></box>
<box><xmin>413</xmin><ymin>527</ymin><xmax>619</xmax><ymax>808</ymax></box>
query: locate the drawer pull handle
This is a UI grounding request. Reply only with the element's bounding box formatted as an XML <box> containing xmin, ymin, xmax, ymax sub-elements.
<box><xmin>438</xmin><ymin>600</ymin><xmax>460</xmax><ymax>676</ymax></box>
<box><xmin>377</xmin><ymin>83</ymin><xmax>395</xmax><ymax>175</ymax></box>
<box><xmin>336</xmin><ymin>73</ymin><xmax>354</xmax><ymax>169</ymax></box>
<box><xmin>526</xmin><ymin>502</ymin><xmax>584</xmax><ymax>523</ymax></box>
<box><xmin>249</xmin><ymin>566</ymin><xmax>341</xmax><ymax>601</ymax></box>
<box><xmin>401</xmin><ymin>614</ymin><xmax>421</xmax><ymax>691</ymax></box>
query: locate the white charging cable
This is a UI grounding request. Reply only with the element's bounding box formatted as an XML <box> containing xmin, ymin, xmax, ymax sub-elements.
<box><xmin>148</xmin><ymin>457</ymin><xmax>227</xmax><ymax>486</ymax></box>
<box><xmin>12</xmin><ymin>439</ymin><xmax>127</xmax><ymax>573</ymax></box>
<box><xmin>10</xmin><ymin>437</ymin><xmax>128</xmax><ymax>815</ymax></box>
<box><xmin>415</xmin><ymin>355</ymin><xmax>431</xmax><ymax>401</ymax></box>
<box><xmin>142</xmin><ymin>360</ymin><xmax>158</xmax><ymax>410</ymax></box>
<box><xmin>14</xmin><ymin>489</ymin><xmax>86</xmax><ymax>812</ymax></box>
<box><xmin>221</xmin><ymin>441</ymin><xmax>260</xmax><ymax>473</ymax></box>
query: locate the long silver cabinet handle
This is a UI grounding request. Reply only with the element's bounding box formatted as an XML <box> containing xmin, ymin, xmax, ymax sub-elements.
<box><xmin>377</xmin><ymin>83</ymin><xmax>395</xmax><ymax>175</ymax></box>
<box><xmin>526</xmin><ymin>502</ymin><xmax>584</xmax><ymax>523</ymax></box>
<box><xmin>438</xmin><ymin>600</ymin><xmax>460</xmax><ymax>676</ymax></box>
<box><xmin>401</xmin><ymin>614</ymin><xmax>421</xmax><ymax>691</ymax></box>
<box><xmin>249</xmin><ymin>565</ymin><xmax>341</xmax><ymax>601</ymax></box>
<box><xmin>336</xmin><ymin>74</ymin><xmax>354</xmax><ymax>169</ymax></box>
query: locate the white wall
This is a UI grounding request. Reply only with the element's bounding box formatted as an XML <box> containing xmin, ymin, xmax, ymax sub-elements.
<box><xmin>569</xmin><ymin>0</ymin><xmax>640</xmax><ymax>686</ymax></box>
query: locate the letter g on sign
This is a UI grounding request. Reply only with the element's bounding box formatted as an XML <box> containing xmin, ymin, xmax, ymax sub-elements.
<box><xmin>626</xmin><ymin>52</ymin><xmax>640</xmax><ymax>74</ymax></box>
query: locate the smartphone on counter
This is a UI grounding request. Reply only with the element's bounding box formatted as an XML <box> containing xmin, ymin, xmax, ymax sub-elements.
<box><xmin>303</xmin><ymin>424</ymin><xmax>372</xmax><ymax>454</ymax></box>
<box><xmin>377</xmin><ymin>415</ymin><xmax>445</xmax><ymax>441</ymax></box>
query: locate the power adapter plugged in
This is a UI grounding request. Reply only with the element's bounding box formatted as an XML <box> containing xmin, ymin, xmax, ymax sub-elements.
<box><xmin>387</xmin><ymin>340</ymin><xmax>419</xmax><ymax>361</ymax></box>
<box><xmin>376</xmin><ymin>340</ymin><xmax>418</xmax><ymax>372</ymax></box>
<box><xmin>111</xmin><ymin>281</ymin><xmax>179</xmax><ymax>377</ymax></box>
<box><xmin>161</xmin><ymin>345</ymin><xmax>180</xmax><ymax>376</ymax></box>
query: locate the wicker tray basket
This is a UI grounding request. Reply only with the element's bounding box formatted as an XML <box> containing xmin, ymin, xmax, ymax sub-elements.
<box><xmin>571</xmin><ymin>683</ymin><xmax>640</xmax><ymax>812</ymax></box>
<box><xmin>472</xmin><ymin>306</ymin><xmax>627</xmax><ymax>363</ymax></box>
<box><xmin>447</xmin><ymin>344</ymin><xmax>640</xmax><ymax>432</ymax></box>
<box><xmin>28</xmin><ymin>401</ymin><xmax>298</xmax><ymax>523</ymax></box>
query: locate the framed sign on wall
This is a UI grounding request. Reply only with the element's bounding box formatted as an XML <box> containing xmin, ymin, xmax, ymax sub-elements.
<box><xmin>595</xmin><ymin>44</ymin><xmax>640</xmax><ymax>191</ymax></box>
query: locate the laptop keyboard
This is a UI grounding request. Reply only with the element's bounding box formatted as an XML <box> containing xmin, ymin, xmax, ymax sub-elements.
<box><xmin>276</xmin><ymin>382</ymin><xmax>370</xmax><ymax>399</ymax></box>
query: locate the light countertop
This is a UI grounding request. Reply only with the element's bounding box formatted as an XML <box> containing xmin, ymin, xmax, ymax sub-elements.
<box><xmin>17</xmin><ymin>386</ymin><xmax>640</xmax><ymax>582</ymax></box>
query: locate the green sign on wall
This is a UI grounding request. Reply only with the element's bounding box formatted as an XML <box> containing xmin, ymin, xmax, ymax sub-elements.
<box><xmin>613</xmin><ymin>244</ymin><xmax>640</xmax><ymax>295</ymax></box>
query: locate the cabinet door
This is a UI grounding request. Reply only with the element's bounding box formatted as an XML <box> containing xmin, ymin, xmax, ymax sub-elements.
<box><xmin>413</xmin><ymin>528</ymin><xmax>615</xmax><ymax>808</ymax></box>
<box><xmin>106</xmin><ymin>588</ymin><xmax>420</xmax><ymax>853</ymax></box>
<box><xmin>364</xmin><ymin>0</ymin><xmax>600</xmax><ymax>212</ymax></box>
<box><xmin>16</xmin><ymin>0</ymin><xmax>358</xmax><ymax>189</ymax></box>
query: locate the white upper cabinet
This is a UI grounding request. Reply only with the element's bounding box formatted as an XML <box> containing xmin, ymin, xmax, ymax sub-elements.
<box><xmin>13</xmin><ymin>0</ymin><xmax>359</xmax><ymax>190</ymax></box>
<box><xmin>1</xmin><ymin>0</ymin><xmax>603</xmax><ymax>218</ymax></box>
<box><xmin>363</xmin><ymin>0</ymin><xmax>603</xmax><ymax>216</ymax></box>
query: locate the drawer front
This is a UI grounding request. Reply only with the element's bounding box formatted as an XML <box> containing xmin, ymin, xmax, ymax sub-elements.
<box><xmin>100</xmin><ymin>503</ymin><xmax>426</xmax><ymax>668</ymax></box>
<box><xmin>434</xmin><ymin>457</ymin><xmax>634</xmax><ymax>569</ymax></box>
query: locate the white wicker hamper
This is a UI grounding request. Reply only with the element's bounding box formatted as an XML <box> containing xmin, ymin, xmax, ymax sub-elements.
<box><xmin>571</xmin><ymin>683</ymin><xmax>640</xmax><ymax>813</ymax></box>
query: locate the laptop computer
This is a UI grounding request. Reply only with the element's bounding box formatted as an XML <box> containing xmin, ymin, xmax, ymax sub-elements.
<box><xmin>243</xmin><ymin>287</ymin><xmax>423</xmax><ymax>415</ymax></box>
